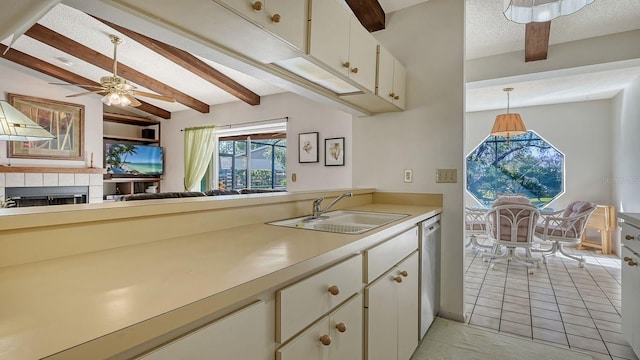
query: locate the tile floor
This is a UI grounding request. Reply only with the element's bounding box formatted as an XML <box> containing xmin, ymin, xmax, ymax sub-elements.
<box><xmin>464</xmin><ymin>240</ymin><xmax>638</xmax><ymax>360</ymax></box>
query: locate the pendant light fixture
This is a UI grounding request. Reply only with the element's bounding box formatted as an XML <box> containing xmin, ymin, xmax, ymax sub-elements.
<box><xmin>504</xmin><ymin>0</ymin><xmax>595</xmax><ymax>24</ymax></box>
<box><xmin>491</xmin><ymin>88</ymin><xmax>527</xmax><ymax>144</ymax></box>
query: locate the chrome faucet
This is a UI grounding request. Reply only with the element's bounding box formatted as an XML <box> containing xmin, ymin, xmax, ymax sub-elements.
<box><xmin>311</xmin><ymin>192</ymin><xmax>353</xmax><ymax>219</ymax></box>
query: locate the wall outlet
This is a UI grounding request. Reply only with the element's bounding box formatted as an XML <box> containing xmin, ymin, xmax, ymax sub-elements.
<box><xmin>404</xmin><ymin>169</ymin><xmax>413</xmax><ymax>183</ymax></box>
<box><xmin>436</xmin><ymin>169</ymin><xmax>457</xmax><ymax>183</ymax></box>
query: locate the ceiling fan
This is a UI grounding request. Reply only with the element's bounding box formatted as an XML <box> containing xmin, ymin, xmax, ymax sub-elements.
<box><xmin>52</xmin><ymin>34</ymin><xmax>176</xmax><ymax>107</ymax></box>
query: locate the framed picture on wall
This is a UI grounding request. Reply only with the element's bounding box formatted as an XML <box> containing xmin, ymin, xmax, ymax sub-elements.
<box><xmin>299</xmin><ymin>132</ymin><xmax>319</xmax><ymax>163</ymax></box>
<box><xmin>8</xmin><ymin>93</ymin><xmax>84</xmax><ymax>160</ymax></box>
<box><xmin>325</xmin><ymin>137</ymin><xmax>345</xmax><ymax>166</ymax></box>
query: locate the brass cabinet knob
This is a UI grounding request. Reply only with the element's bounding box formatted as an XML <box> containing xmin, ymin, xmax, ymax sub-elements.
<box><xmin>336</xmin><ymin>322</ymin><xmax>347</xmax><ymax>333</ymax></box>
<box><xmin>400</xmin><ymin>270</ymin><xmax>408</xmax><ymax>277</ymax></box>
<box><xmin>389</xmin><ymin>92</ymin><xmax>395</xmax><ymax>98</ymax></box>
<box><xmin>319</xmin><ymin>334</ymin><xmax>332</xmax><ymax>346</ymax></box>
<box><xmin>342</xmin><ymin>61</ymin><xmax>350</xmax><ymax>68</ymax></box>
<box><xmin>625</xmin><ymin>235</ymin><xmax>635</xmax><ymax>240</ymax></box>
<box><xmin>625</xmin><ymin>257</ymin><xmax>632</xmax><ymax>261</ymax></box>
<box><xmin>394</xmin><ymin>95</ymin><xmax>400</xmax><ymax>100</ymax></box>
<box><xmin>394</xmin><ymin>276</ymin><xmax>403</xmax><ymax>283</ymax></box>
<box><xmin>271</xmin><ymin>14</ymin><xmax>281</xmax><ymax>23</ymax></box>
<box><xmin>252</xmin><ymin>1</ymin><xmax>263</xmax><ymax>10</ymax></box>
<box><xmin>351</xmin><ymin>67</ymin><xmax>358</xmax><ymax>73</ymax></box>
<box><xmin>629</xmin><ymin>260</ymin><xmax>638</xmax><ymax>266</ymax></box>
<box><xmin>328</xmin><ymin>285</ymin><xmax>340</xmax><ymax>296</ymax></box>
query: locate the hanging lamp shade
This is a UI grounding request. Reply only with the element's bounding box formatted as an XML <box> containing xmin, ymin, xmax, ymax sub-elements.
<box><xmin>491</xmin><ymin>88</ymin><xmax>527</xmax><ymax>142</ymax></box>
<box><xmin>0</xmin><ymin>100</ymin><xmax>55</xmax><ymax>141</ymax></box>
<box><xmin>504</xmin><ymin>0</ymin><xmax>595</xmax><ymax>24</ymax></box>
<box><xmin>491</xmin><ymin>113</ymin><xmax>527</xmax><ymax>138</ymax></box>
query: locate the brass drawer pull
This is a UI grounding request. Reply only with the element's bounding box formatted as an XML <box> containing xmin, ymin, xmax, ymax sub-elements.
<box><xmin>319</xmin><ymin>334</ymin><xmax>332</xmax><ymax>346</ymax></box>
<box><xmin>394</xmin><ymin>276</ymin><xmax>403</xmax><ymax>283</ymax></box>
<box><xmin>252</xmin><ymin>1</ymin><xmax>263</xmax><ymax>11</ymax></box>
<box><xmin>336</xmin><ymin>322</ymin><xmax>347</xmax><ymax>333</ymax></box>
<box><xmin>271</xmin><ymin>14</ymin><xmax>281</xmax><ymax>23</ymax></box>
<box><xmin>328</xmin><ymin>285</ymin><xmax>340</xmax><ymax>296</ymax></box>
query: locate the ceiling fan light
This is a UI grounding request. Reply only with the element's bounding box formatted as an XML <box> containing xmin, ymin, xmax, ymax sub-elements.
<box><xmin>503</xmin><ymin>0</ymin><xmax>595</xmax><ymax>24</ymax></box>
<box><xmin>119</xmin><ymin>95</ymin><xmax>132</xmax><ymax>107</ymax></box>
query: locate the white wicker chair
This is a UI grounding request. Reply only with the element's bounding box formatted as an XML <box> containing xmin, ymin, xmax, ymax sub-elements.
<box><xmin>465</xmin><ymin>207</ymin><xmax>492</xmax><ymax>251</ymax></box>
<box><xmin>533</xmin><ymin>201</ymin><xmax>596</xmax><ymax>268</ymax></box>
<box><xmin>482</xmin><ymin>201</ymin><xmax>541</xmax><ymax>274</ymax></box>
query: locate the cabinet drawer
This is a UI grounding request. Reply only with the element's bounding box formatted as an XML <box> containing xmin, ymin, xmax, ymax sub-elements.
<box><xmin>364</xmin><ymin>227</ymin><xmax>418</xmax><ymax>283</ymax></box>
<box><xmin>277</xmin><ymin>294</ymin><xmax>362</xmax><ymax>360</ymax></box>
<box><xmin>277</xmin><ymin>254</ymin><xmax>362</xmax><ymax>343</ymax></box>
<box><xmin>622</xmin><ymin>222</ymin><xmax>640</xmax><ymax>254</ymax></box>
<box><xmin>138</xmin><ymin>301</ymin><xmax>268</xmax><ymax>359</ymax></box>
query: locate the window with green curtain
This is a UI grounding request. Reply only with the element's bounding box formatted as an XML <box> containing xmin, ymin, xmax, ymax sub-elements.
<box><xmin>183</xmin><ymin>125</ymin><xmax>216</xmax><ymax>191</ymax></box>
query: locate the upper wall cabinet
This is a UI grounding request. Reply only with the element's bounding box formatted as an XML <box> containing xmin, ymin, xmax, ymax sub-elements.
<box><xmin>111</xmin><ymin>0</ymin><xmax>304</xmax><ymax>63</ymax></box>
<box><xmin>309</xmin><ymin>0</ymin><xmax>378</xmax><ymax>93</ymax></box>
<box><xmin>217</xmin><ymin>0</ymin><xmax>307</xmax><ymax>51</ymax></box>
<box><xmin>378</xmin><ymin>45</ymin><xmax>406</xmax><ymax>110</ymax></box>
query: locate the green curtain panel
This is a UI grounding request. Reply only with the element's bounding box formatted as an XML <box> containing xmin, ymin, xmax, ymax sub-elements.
<box><xmin>184</xmin><ymin>125</ymin><xmax>216</xmax><ymax>191</ymax></box>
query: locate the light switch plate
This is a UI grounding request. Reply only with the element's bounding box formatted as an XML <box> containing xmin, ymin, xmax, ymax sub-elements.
<box><xmin>436</xmin><ymin>169</ymin><xmax>457</xmax><ymax>183</ymax></box>
<box><xmin>404</xmin><ymin>169</ymin><xmax>413</xmax><ymax>183</ymax></box>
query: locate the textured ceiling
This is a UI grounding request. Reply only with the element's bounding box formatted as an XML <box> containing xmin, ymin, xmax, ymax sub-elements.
<box><xmin>466</xmin><ymin>0</ymin><xmax>640</xmax><ymax>59</ymax></box>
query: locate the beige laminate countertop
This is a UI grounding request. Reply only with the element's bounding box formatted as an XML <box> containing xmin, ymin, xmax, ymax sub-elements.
<box><xmin>0</xmin><ymin>203</ymin><xmax>440</xmax><ymax>360</ymax></box>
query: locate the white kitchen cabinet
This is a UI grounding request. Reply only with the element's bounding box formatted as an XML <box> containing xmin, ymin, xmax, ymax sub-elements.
<box><xmin>309</xmin><ymin>0</ymin><xmax>378</xmax><ymax>92</ymax></box>
<box><xmin>622</xmin><ymin>242</ymin><xmax>640</xmax><ymax>356</ymax></box>
<box><xmin>277</xmin><ymin>293</ymin><xmax>363</xmax><ymax>360</ymax></box>
<box><xmin>377</xmin><ymin>45</ymin><xmax>406</xmax><ymax>110</ymax></box>
<box><xmin>218</xmin><ymin>0</ymin><xmax>307</xmax><ymax>51</ymax></box>
<box><xmin>138</xmin><ymin>300</ymin><xmax>269</xmax><ymax>360</ymax></box>
<box><xmin>277</xmin><ymin>254</ymin><xmax>362</xmax><ymax>343</ymax></box>
<box><xmin>365</xmin><ymin>251</ymin><xmax>419</xmax><ymax>360</ymax></box>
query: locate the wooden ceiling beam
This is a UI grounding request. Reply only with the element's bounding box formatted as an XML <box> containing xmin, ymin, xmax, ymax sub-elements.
<box><xmin>24</xmin><ymin>23</ymin><xmax>210</xmax><ymax>113</ymax></box>
<box><xmin>525</xmin><ymin>21</ymin><xmax>551</xmax><ymax>62</ymax></box>
<box><xmin>345</xmin><ymin>0</ymin><xmax>386</xmax><ymax>32</ymax></box>
<box><xmin>0</xmin><ymin>44</ymin><xmax>171</xmax><ymax>119</ymax></box>
<box><xmin>94</xmin><ymin>17</ymin><xmax>261</xmax><ymax>106</ymax></box>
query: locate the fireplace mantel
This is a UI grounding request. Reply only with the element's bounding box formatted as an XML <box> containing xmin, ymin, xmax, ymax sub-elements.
<box><xmin>0</xmin><ymin>166</ymin><xmax>105</xmax><ymax>174</ymax></box>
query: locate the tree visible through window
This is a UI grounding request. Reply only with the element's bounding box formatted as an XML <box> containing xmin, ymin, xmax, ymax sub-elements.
<box><xmin>218</xmin><ymin>137</ymin><xmax>286</xmax><ymax>190</ymax></box>
<box><xmin>466</xmin><ymin>131</ymin><xmax>564</xmax><ymax>207</ymax></box>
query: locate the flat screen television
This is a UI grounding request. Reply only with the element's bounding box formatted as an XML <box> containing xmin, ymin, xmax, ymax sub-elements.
<box><xmin>105</xmin><ymin>144</ymin><xmax>164</xmax><ymax>177</ymax></box>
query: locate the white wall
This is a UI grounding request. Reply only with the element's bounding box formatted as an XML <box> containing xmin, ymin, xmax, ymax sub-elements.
<box><xmin>612</xmin><ymin>78</ymin><xmax>640</xmax><ymax>214</ymax></box>
<box><xmin>353</xmin><ymin>0</ymin><xmax>465</xmax><ymax>321</ymax></box>
<box><xmin>465</xmin><ymin>99</ymin><xmax>614</xmax><ymax>210</ymax></box>
<box><xmin>162</xmin><ymin>92</ymin><xmax>353</xmax><ymax>192</ymax></box>
<box><xmin>0</xmin><ymin>61</ymin><xmax>103</xmax><ymax>168</ymax></box>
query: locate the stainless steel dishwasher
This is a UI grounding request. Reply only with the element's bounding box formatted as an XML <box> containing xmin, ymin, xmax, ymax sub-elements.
<box><xmin>419</xmin><ymin>214</ymin><xmax>441</xmax><ymax>339</ymax></box>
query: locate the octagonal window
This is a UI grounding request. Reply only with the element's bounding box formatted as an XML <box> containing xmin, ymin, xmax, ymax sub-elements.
<box><xmin>466</xmin><ymin>131</ymin><xmax>564</xmax><ymax>207</ymax></box>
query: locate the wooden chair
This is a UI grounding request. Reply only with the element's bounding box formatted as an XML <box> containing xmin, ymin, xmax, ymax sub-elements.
<box><xmin>578</xmin><ymin>204</ymin><xmax>616</xmax><ymax>254</ymax></box>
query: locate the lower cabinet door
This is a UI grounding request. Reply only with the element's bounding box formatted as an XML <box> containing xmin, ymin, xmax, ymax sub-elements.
<box><xmin>330</xmin><ymin>293</ymin><xmax>363</xmax><ymax>360</ymax></box>
<box><xmin>365</xmin><ymin>270</ymin><xmax>399</xmax><ymax>360</ymax></box>
<box><xmin>277</xmin><ymin>318</ymin><xmax>330</xmax><ymax>360</ymax></box>
<box><xmin>396</xmin><ymin>252</ymin><xmax>419</xmax><ymax>360</ymax></box>
<box><xmin>138</xmin><ymin>300</ymin><xmax>268</xmax><ymax>360</ymax></box>
<box><xmin>622</xmin><ymin>246</ymin><xmax>640</xmax><ymax>355</ymax></box>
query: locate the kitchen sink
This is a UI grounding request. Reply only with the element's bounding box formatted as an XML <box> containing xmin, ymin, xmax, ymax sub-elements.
<box><xmin>267</xmin><ymin>210</ymin><xmax>409</xmax><ymax>234</ymax></box>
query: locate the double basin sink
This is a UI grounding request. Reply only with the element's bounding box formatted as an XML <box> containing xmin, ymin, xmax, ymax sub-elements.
<box><xmin>267</xmin><ymin>210</ymin><xmax>409</xmax><ymax>234</ymax></box>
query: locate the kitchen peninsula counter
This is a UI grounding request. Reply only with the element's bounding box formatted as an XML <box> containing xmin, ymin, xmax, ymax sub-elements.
<box><xmin>0</xmin><ymin>190</ymin><xmax>441</xmax><ymax>359</ymax></box>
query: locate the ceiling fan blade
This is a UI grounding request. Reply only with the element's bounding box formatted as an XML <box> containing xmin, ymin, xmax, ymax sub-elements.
<box><xmin>50</xmin><ymin>83</ymin><xmax>105</xmax><ymax>89</ymax></box>
<box><xmin>124</xmin><ymin>94</ymin><xmax>142</xmax><ymax>107</ymax></box>
<box><xmin>66</xmin><ymin>90</ymin><xmax>107</xmax><ymax>98</ymax></box>
<box><xmin>132</xmin><ymin>90</ymin><xmax>176</xmax><ymax>103</ymax></box>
